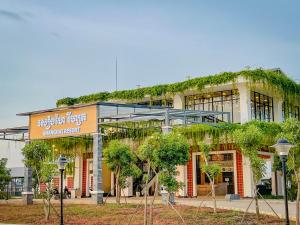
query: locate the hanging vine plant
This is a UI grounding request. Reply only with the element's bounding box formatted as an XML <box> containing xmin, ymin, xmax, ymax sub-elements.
<box><xmin>56</xmin><ymin>69</ymin><xmax>300</xmax><ymax>107</ymax></box>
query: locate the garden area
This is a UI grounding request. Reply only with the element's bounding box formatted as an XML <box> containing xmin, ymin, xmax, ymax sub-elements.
<box><xmin>0</xmin><ymin>203</ymin><xmax>289</xmax><ymax>225</ymax></box>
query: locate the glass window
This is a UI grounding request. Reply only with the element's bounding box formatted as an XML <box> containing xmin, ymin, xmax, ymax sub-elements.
<box><xmin>251</xmin><ymin>91</ymin><xmax>274</xmax><ymax>122</ymax></box>
<box><xmin>184</xmin><ymin>90</ymin><xmax>240</xmax><ymax>123</ymax></box>
<box><xmin>282</xmin><ymin>102</ymin><xmax>300</xmax><ymax>121</ymax></box>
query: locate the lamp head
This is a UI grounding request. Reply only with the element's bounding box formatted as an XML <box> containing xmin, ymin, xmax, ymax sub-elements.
<box><xmin>57</xmin><ymin>155</ymin><xmax>68</xmax><ymax>170</ymax></box>
<box><xmin>270</xmin><ymin>138</ymin><xmax>294</xmax><ymax>157</ymax></box>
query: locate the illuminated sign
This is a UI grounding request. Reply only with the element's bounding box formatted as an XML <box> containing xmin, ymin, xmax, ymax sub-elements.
<box><xmin>29</xmin><ymin>105</ymin><xmax>97</xmax><ymax>139</ymax></box>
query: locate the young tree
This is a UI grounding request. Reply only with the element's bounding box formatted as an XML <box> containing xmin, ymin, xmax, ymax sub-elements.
<box><xmin>199</xmin><ymin>143</ymin><xmax>221</xmax><ymax>213</ymax></box>
<box><xmin>22</xmin><ymin>141</ymin><xmax>57</xmax><ymax>221</ymax></box>
<box><xmin>103</xmin><ymin>140</ymin><xmax>140</xmax><ymax>204</ymax></box>
<box><xmin>0</xmin><ymin>158</ymin><xmax>11</xmax><ymax>194</ymax></box>
<box><xmin>138</xmin><ymin>132</ymin><xmax>190</xmax><ymax>225</ymax></box>
<box><xmin>234</xmin><ymin>124</ymin><xmax>266</xmax><ymax>219</ymax></box>
<box><xmin>280</xmin><ymin>118</ymin><xmax>300</xmax><ymax>225</ymax></box>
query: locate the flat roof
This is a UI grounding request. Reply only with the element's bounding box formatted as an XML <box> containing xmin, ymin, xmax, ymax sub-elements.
<box><xmin>17</xmin><ymin>102</ymin><xmax>167</xmax><ymax>116</ymax></box>
<box><xmin>0</xmin><ymin>126</ymin><xmax>28</xmax><ymax>134</ymax></box>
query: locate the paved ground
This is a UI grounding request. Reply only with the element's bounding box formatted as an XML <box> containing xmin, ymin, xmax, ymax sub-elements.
<box><xmin>1</xmin><ymin>196</ymin><xmax>297</xmax><ymax>221</ymax></box>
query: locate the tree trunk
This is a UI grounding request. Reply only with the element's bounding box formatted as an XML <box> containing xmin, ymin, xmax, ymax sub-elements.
<box><xmin>253</xmin><ymin>175</ymin><xmax>259</xmax><ymax>220</ymax></box>
<box><xmin>149</xmin><ymin>174</ymin><xmax>159</xmax><ymax>225</ymax></box>
<box><xmin>211</xmin><ymin>178</ymin><xmax>216</xmax><ymax>213</ymax></box>
<box><xmin>144</xmin><ymin>163</ymin><xmax>150</xmax><ymax>225</ymax></box>
<box><xmin>296</xmin><ymin>181</ymin><xmax>300</xmax><ymax>225</ymax></box>
<box><xmin>116</xmin><ymin>170</ymin><xmax>120</xmax><ymax>204</ymax></box>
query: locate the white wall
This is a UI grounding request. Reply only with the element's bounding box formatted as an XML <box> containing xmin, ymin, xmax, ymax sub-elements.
<box><xmin>0</xmin><ymin>140</ymin><xmax>25</xmax><ymax>168</ymax></box>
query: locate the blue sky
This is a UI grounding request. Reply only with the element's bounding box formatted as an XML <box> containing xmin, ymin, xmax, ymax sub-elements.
<box><xmin>0</xmin><ymin>0</ymin><xmax>299</xmax><ymax>128</ymax></box>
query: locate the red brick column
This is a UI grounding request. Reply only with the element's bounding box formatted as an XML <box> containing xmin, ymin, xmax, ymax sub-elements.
<box><xmin>236</xmin><ymin>151</ymin><xmax>244</xmax><ymax>197</ymax></box>
<box><xmin>67</xmin><ymin>177</ymin><xmax>74</xmax><ymax>189</ymax></box>
<box><xmin>187</xmin><ymin>151</ymin><xmax>193</xmax><ymax>197</ymax></box>
<box><xmin>82</xmin><ymin>159</ymin><xmax>87</xmax><ymax>196</ymax></box>
<box><xmin>40</xmin><ymin>183</ymin><xmax>47</xmax><ymax>192</ymax></box>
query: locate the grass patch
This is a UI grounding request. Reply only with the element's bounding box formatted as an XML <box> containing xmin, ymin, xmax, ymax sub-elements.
<box><xmin>0</xmin><ymin>203</ymin><xmax>291</xmax><ymax>225</ymax></box>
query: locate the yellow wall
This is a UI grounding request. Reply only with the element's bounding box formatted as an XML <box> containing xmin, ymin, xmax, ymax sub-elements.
<box><xmin>102</xmin><ymin>162</ymin><xmax>111</xmax><ymax>193</ymax></box>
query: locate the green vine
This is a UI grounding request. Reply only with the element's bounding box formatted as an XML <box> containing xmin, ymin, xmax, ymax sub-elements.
<box><xmin>56</xmin><ymin>69</ymin><xmax>300</xmax><ymax>107</ymax></box>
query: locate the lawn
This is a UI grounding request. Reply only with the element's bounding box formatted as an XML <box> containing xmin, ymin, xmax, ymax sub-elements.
<box><xmin>0</xmin><ymin>203</ymin><xmax>289</xmax><ymax>225</ymax></box>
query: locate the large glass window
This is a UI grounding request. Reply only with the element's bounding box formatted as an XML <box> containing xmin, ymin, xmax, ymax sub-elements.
<box><xmin>251</xmin><ymin>91</ymin><xmax>274</xmax><ymax>122</ymax></box>
<box><xmin>185</xmin><ymin>90</ymin><xmax>240</xmax><ymax>123</ymax></box>
<box><xmin>282</xmin><ymin>102</ymin><xmax>300</xmax><ymax>121</ymax></box>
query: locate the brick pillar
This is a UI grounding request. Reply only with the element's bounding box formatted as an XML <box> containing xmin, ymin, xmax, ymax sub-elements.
<box><xmin>236</xmin><ymin>150</ymin><xmax>244</xmax><ymax>197</ymax></box>
<box><xmin>67</xmin><ymin>177</ymin><xmax>74</xmax><ymax>189</ymax></box>
<box><xmin>82</xmin><ymin>159</ymin><xmax>87</xmax><ymax>196</ymax></box>
<box><xmin>187</xmin><ymin>151</ymin><xmax>193</xmax><ymax>197</ymax></box>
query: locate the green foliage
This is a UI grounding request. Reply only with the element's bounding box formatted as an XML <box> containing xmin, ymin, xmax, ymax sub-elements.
<box><xmin>56</xmin><ymin>69</ymin><xmax>300</xmax><ymax>107</ymax></box>
<box><xmin>138</xmin><ymin>132</ymin><xmax>190</xmax><ymax>192</ymax></box>
<box><xmin>0</xmin><ymin>158</ymin><xmax>11</xmax><ymax>190</ymax></box>
<box><xmin>158</xmin><ymin>171</ymin><xmax>183</xmax><ymax>192</ymax></box>
<box><xmin>234</xmin><ymin>125</ymin><xmax>266</xmax><ymax>182</ymax></box>
<box><xmin>202</xmin><ymin>164</ymin><xmax>222</xmax><ymax>180</ymax></box>
<box><xmin>103</xmin><ymin>140</ymin><xmax>141</xmax><ymax>184</ymax></box>
<box><xmin>22</xmin><ymin>141</ymin><xmax>52</xmax><ymax>171</ymax></box>
<box><xmin>153</xmin><ymin>133</ymin><xmax>190</xmax><ymax>171</ymax></box>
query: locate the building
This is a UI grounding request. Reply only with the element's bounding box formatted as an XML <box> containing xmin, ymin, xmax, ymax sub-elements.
<box><xmin>14</xmin><ymin>68</ymin><xmax>299</xmax><ymax>203</ymax></box>
<box><xmin>0</xmin><ymin>127</ymin><xmax>28</xmax><ymax>196</ymax></box>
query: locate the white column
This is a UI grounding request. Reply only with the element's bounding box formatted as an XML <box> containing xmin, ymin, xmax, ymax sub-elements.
<box><xmin>73</xmin><ymin>156</ymin><xmax>81</xmax><ymax>192</ymax></box>
<box><xmin>175</xmin><ymin>165</ymin><xmax>187</xmax><ymax>197</ymax></box>
<box><xmin>238</xmin><ymin>83</ymin><xmax>251</xmax><ymax>124</ymax></box>
<box><xmin>273</xmin><ymin>97</ymin><xmax>284</xmax><ymax>122</ymax></box>
<box><xmin>242</xmin><ymin>156</ymin><xmax>254</xmax><ymax>197</ymax></box>
<box><xmin>173</xmin><ymin>94</ymin><xmax>185</xmax><ymax>109</ymax></box>
<box><xmin>121</xmin><ymin>177</ymin><xmax>133</xmax><ymax>197</ymax></box>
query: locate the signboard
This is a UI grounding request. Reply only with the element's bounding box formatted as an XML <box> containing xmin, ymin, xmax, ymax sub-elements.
<box><xmin>29</xmin><ymin>105</ymin><xmax>97</xmax><ymax>140</ymax></box>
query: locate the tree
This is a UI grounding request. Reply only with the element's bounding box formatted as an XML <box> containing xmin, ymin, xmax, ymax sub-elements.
<box><xmin>279</xmin><ymin>118</ymin><xmax>300</xmax><ymax>225</ymax></box>
<box><xmin>198</xmin><ymin>143</ymin><xmax>221</xmax><ymax>213</ymax></box>
<box><xmin>103</xmin><ymin>140</ymin><xmax>140</xmax><ymax>204</ymax></box>
<box><xmin>22</xmin><ymin>141</ymin><xmax>57</xmax><ymax>221</ymax></box>
<box><xmin>234</xmin><ymin>124</ymin><xmax>266</xmax><ymax>219</ymax></box>
<box><xmin>138</xmin><ymin>132</ymin><xmax>190</xmax><ymax>225</ymax></box>
<box><xmin>0</xmin><ymin>158</ymin><xmax>11</xmax><ymax>192</ymax></box>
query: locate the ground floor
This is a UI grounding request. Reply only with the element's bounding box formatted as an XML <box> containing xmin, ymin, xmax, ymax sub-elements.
<box><xmin>42</xmin><ymin>143</ymin><xmax>282</xmax><ymax>199</ymax></box>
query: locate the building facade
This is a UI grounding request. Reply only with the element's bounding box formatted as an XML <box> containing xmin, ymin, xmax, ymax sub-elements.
<box><xmin>15</xmin><ymin>69</ymin><xmax>299</xmax><ymax>202</ymax></box>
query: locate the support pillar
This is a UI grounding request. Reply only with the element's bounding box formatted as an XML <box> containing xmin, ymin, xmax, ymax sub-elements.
<box><xmin>22</xmin><ymin>140</ymin><xmax>33</xmax><ymax>205</ymax></box>
<box><xmin>22</xmin><ymin>167</ymin><xmax>33</xmax><ymax>205</ymax></box>
<box><xmin>237</xmin><ymin>83</ymin><xmax>251</xmax><ymax>124</ymax></box>
<box><xmin>91</xmin><ymin>132</ymin><xmax>104</xmax><ymax>204</ymax></box>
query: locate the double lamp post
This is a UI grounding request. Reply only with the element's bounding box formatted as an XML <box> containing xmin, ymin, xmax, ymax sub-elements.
<box><xmin>271</xmin><ymin>138</ymin><xmax>294</xmax><ymax>225</ymax></box>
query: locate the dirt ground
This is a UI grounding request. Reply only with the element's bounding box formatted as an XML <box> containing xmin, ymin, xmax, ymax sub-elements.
<box><xmin>0</xmin><ymin>203</ymin><xmax>290</xmax><ymax>225</ymax></box>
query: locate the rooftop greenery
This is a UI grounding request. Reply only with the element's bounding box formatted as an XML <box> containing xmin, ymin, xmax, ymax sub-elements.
<box><xmin>57</xmin><ymin>69</ymin><xmax>300</xmax><ymax>107</ymax></box>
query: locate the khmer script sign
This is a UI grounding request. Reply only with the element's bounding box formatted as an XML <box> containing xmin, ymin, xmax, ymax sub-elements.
<box><xmin>29</xmin><ymin>105</ymin><xmax>97</xmax><ymax>139</ymax></box>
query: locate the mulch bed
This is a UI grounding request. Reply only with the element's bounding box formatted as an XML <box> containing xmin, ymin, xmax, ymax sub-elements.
<box><xmin>0</xmin><ymin>203</ymin><xmax>288</xmax><ymax>225</ymax></box>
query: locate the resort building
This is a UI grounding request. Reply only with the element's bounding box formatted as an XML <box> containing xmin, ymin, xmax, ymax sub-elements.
<box><xmin>8</xmin><ymin>68</ymin><xmax>300</xmax><ymax>203</ymax></box>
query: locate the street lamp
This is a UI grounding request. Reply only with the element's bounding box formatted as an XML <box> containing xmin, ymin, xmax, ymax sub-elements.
<box><xmin>271</xmin><ymin>139</ymin><xmax>294</xmax><ymax>225</ymax></box>
<box><xmin>57</xmin><ymin>155</ymin><xmax>68</xmax><ymax>225</ymax></box>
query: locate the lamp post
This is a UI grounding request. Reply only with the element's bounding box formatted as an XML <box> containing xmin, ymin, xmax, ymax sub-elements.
<box><xmin>271</xmin><ymin>139</ymin><xmax>294</xmax><ymax>225</ymax></box>
<box><xmin>57</xmin><ymin>156</ymin><xmax>68</xmax><ymax>225</ymax></box>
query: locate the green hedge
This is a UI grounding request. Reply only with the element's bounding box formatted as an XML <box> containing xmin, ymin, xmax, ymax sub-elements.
<box><xmin>56</xmin><ymin>69</ymin><xmax>300</xmax><ymax>107</ymax></box>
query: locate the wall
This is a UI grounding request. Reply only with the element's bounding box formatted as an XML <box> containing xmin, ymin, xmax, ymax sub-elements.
<box><xmin>0</xmin><ymin>140</ymin><xmax>25</xmax><ymax>173</ymax></box>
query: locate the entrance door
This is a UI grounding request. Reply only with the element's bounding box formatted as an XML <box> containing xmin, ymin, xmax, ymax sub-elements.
<box><xmin>86</xmin><ymin>160</ymin><xmax>93</xmax><ymax>197</ymax></box>
<box><xmin>223</xmin><ymin>172</ymin><xmax>234</xmax><ymax>194</ymax></box>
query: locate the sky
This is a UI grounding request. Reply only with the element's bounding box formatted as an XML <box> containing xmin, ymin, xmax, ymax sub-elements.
<box><xmin>0</xmin><ymin>0</ymin><xmax>299</xmax><ymax>128</ymax></box>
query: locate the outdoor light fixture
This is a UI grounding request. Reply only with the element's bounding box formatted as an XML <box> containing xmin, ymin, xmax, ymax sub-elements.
<box><xmin>271</xmin><ymin>139</ymin><xmax>294</xmax><ymax>225</ymax></box>
<box><xmin>57</xmin><ymin>155</ymin><xmax>68</xmax><ymax>225</ymax></box>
